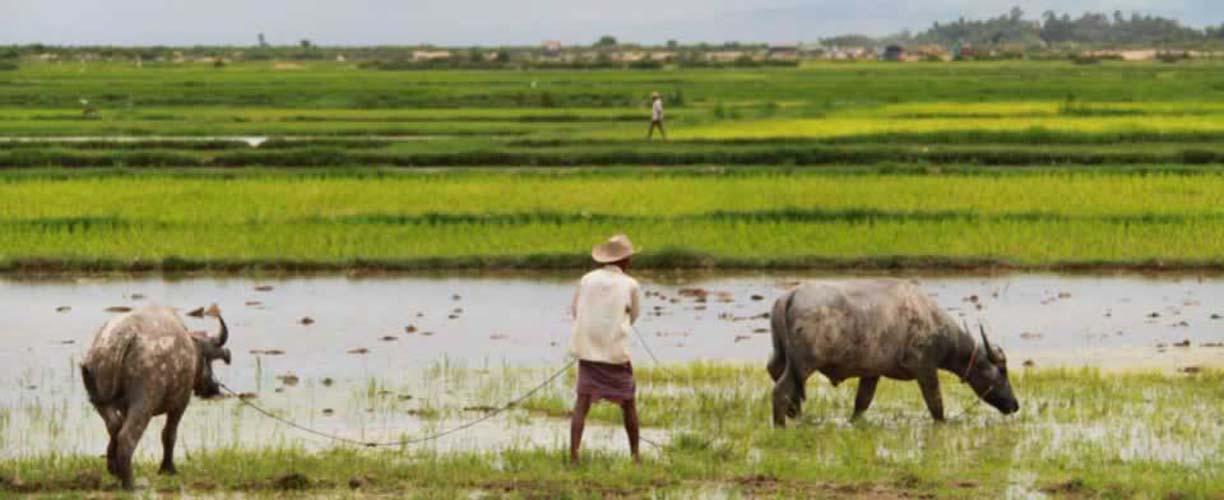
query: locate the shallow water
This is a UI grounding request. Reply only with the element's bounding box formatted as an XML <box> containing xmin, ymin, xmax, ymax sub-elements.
<box><xmin>2</xmin><ymin>271</ymin><xmax>1223</xmax><ymax>458</ymax></box>
<box><xmin>0</xmin><ymin>136</ymin><xmax>272</xmax><ymax>147</ymax></box>
<box><xmin>0</xmin><ymin>135</ymin><xmax>443</xmax><ymax>147</ymax></box>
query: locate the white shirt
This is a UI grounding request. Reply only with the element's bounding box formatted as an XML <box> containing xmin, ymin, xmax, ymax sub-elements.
<box><xmin>570</xmin><ymin>266</ymin><xmax>641</xmax><ymax>364</ymax></box>
<box><xmin>652</xmin><ymin>99</ymin><xmax>664</xmax><ymax>121</ymax></box>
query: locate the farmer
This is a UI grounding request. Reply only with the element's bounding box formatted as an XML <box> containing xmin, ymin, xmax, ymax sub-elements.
<box><xmin>646</xmin><ymin>91</ymin><xmax>666</xmax><ymax>140</ymax></box>
<box><xmin>569</xmin><ymin>233</ymin><xmax>642</xmax><ymax>464</ymax></box>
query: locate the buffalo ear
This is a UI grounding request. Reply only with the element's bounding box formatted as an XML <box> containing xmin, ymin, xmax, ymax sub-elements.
<box><xmin>220</xmin><ymin>348</ymin><xmax>232</xmax><ymax>365</ymax></box>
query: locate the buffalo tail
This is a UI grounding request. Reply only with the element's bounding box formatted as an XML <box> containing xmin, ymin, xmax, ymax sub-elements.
<box><xmin>770</xmin><ymin>289</ymin><xmax>806</xmax><ymax>404</ymax></box>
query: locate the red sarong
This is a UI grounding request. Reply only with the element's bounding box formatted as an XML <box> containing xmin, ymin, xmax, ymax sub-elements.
<box><xmin>576</xmin><ymin>359</ymin><xmax>635</xmax><ymax>404</ymax></box>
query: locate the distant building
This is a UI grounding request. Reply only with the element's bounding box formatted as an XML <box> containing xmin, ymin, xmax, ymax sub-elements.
<box><xmin>1084</xmin><ymin>49</ymin><xmax>1156</xmax><ymax>61</ymax></box>
<box><xmin>767</xmin><ymin>44</ymin><xmax>800</xmax><ymax>61</ymax></box>
<box><xmin>412</xmin><ymin>50</ymin><xmax>452</xmax><ymax>62</ymax></box>
<box><xmin>882</xmin><ymin>45</ymin><xmax>905</xmax><ymax>61</ymax></box>
<box><xmin>542</xmin><ymin>40</ymin><xmax>563</xmax><ymax>56</ymax></box>
<box><xmin>824</xmin><ymin>46</ymin><xmax>871</xmax><ymax>60</ymax></box>
<box><xmin>611</xmin><ymin>51</ymin><xmax>648</xmax><ymax>63</ymax></box>
<box><xmin>907</xmin><ymin>44</ymin><xmax>950</xmax><ymax>61</ymax></box>
<box><xmin>706</xmin><ymin>51</ymin><xmax>745</xmax><ymax>63</ymax></box>
<box><xmin>649</xmin><ymin>51</ymin><xmax>676</xmax><ymax>62</ymax></box>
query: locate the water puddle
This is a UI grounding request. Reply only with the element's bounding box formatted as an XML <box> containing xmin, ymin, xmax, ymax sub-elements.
<box><xmin>0</xmin><ymin>135</ymin><xmax>446</xmax><ymax>147</ymax></box>
<box><xmin>2</xmin><ymin>271</ymin><xmax>1222</xmax><ymax>458</ymax></box>
<box><xmin>0</xmin><ymin>136</ymin><xmax>271</xmax><ymax>147</ymax></box>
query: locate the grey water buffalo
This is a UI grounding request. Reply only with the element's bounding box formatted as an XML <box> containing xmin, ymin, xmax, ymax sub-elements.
<box><xmin>80</xmin><ymin>304</ymin><xmax>231</xmax><ymax>489</ymax></box>
<box><xmin>767</xmin><ymin>280</ymin><xmax>1018</xmax><ymax>427</ymax></box>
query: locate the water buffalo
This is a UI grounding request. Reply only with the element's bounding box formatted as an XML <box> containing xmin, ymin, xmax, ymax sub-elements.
<box><xmin>767</xmin><ymin>280</ymin><xmax>1019</xmax><ymax>427</ymax></box>
<box><xmin>80</xmin><ymin>304</ymin><xmax>231</xmax><ymax>489</ymax></box>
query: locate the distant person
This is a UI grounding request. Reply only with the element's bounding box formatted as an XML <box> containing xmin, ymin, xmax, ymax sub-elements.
<box><xmin>569</xmin><ymin>234</ymin><xmax>642</xmax><ymax>464</ymax></box>
<box><xmin>647</xmin><ymin>91</ymin><xmax>666</xmax><ymax>141</ymax></box>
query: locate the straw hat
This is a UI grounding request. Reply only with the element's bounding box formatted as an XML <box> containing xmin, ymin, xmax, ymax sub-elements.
<box><xmin>650</xmin><ymin>91</ymin><xmax>660</xmax><ymax>99</ymax></box>
<box><xmin>591</xmin><ymin>234</ymin><xmax>636</xmax><ymax>263</ymax></box>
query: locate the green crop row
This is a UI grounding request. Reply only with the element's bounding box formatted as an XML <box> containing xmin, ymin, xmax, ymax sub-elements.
<box><xmin>0</xmin><ymin>170</ymin><xmax>1221</xmax><ymax>270</ymax></box>
<box><xmin>7</xmin><ymin>60</ymin><xmax>1224</xmax><ymax>109</ymax></box>
<box><xmin>3</xmin><ymin>143</ymin><xmax>1224</xmax><ymax>167</ymax></box>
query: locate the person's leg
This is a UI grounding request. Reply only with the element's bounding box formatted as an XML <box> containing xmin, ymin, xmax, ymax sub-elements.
<box><xmin>570</xmin><ymin>393</ymin><xmax>593</xmax><ymax>464</ymax></box>
<box><xmin>619</xmin><ymin>399</ymin><xmax>641</xmax><ymax>463</ymax></box>
<box><xmin>646</xmin><ymin>121</ymin><xmax>656</xmax><ymax>139</ymax></box>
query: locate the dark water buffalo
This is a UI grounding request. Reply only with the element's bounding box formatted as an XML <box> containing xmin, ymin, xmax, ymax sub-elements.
<box><xmin>768</xmin><ymin>280</ymin><xmax>1018</xmax><ymax>427</ymax></box>
<box><xmin>80</xmin><ymin>304</ymin><xmax>231</xmax><ymax>489</ymax></box>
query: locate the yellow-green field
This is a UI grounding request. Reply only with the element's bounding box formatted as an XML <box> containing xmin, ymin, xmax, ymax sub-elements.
<box><xmin>2</xmin><ymin>59</ymin><xmax>1224</xmax><ymax>498</ymax></box>
<box><xmin>0</xmin><ymin>169</ymin><xmax>1222</xmax><ymax>270</ymax></box>
<box><xmin>0</xmin><ymin>61</ymin><xmax>1221</xmax><ymax>269</ymax></box>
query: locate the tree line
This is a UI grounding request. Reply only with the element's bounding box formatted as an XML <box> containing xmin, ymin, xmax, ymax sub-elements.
<box><xmin>826</xmin><ymin>7</ymin><xmax>1224</xmax><ymax>48</ymax></box>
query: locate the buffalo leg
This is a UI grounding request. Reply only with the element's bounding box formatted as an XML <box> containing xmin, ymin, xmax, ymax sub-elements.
<box><xmin>851</xmin><ymin>376</ymin><xmax>880</xmax><ymax>421</ymax></box>
<box><xmin>159</xmin><ymin>407</ymin><xmax>184</xmax><ymax>475</ymax></box>
<box><xmin>98</xmin><ymin>406</ymin><xmax>124</xmax><ymax>476</ymax></box>
<box><xmin>114</xmin><ymin>406</ymin><xmax>152</xmax><ymax>489</ymax></box>
<box><xmin>916</xmin><ymin>372</ymin><xmax>945</xmax><ymax>422</ymax></box>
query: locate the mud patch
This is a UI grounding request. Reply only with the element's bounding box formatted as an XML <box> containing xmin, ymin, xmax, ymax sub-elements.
<box><xmin>731</xmin><ymin>475</ymin><xmax>923</xmax><ymax>499</ymax></box>
<box><xmin>273</xmin><ymin>472</ymin><xmax>311</xmax><ymax>490</ymax></box>
<box><xmin>1041</xmin><ymin>478</ymin><xmax>1089</xmax><ymax>495</ymax></box>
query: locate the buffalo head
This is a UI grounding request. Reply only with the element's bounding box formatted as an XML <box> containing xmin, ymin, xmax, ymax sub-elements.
<box><xmin>191</xmin><ymin>304</ymin><xmax>231</xmax><ymax>398</ymax></box>
<box><xmin>963</xmin><ymin>325</ymin><xmax>1019</xmax><ymax>415</ymax></box>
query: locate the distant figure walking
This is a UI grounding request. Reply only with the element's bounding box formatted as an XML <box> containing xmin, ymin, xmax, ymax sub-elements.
<box><xmin>647</xmin><ymin>91</ymin><xmax>666</xmax><ymax>141</ymax></box>
<box><xmin>569</xmin><ymin>234</ymin><xmax>642</xmax><ymax>464</ymax></box>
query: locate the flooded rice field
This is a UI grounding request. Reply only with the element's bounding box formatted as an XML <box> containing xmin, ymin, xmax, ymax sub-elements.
<box><xmin>3</xmin><ymin>271</ymin><xmax>1223</xmax><ymax>460</ymax></box>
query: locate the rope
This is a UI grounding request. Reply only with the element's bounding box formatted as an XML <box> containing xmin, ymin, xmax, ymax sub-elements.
<box><xmin>222</xmin><ymin>324</ymin><xmax>672</xmax><ymax>450</ymax></box>
<box><xmin>219</xmin><ymin>359</ymin><xmax>575</xmax><ymax>448</ymax></box>
<box><xmin>632</xmin><ymin>324</ymin><xmax>661</xmax><ymax>365</ymax></box>
<box><xmin>628</xmin><ymin>324</ymin><xmax>670</xmax><ymax>449</ymax></box>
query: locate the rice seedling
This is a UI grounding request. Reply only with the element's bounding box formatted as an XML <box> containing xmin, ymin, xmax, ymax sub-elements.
<box><xmin>4</xmin><ymin>60</ymin><xmax>1224</xmax><ymax>166</ymax></box>
<box><xmin>0</xmin><ymin>169</ymin><xmax>1222</xmax><ymax>270</ymax></box>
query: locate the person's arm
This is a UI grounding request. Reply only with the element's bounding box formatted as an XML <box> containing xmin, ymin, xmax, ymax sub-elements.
<box><xmin>570</xmin><ymin>286</ymin><xmax>580</xmax><ymax>319</ymax></box>
<box><xmin>628</xmin><ymin>282</ymin><xmax>641</xmax><ymax>324</ymax></box>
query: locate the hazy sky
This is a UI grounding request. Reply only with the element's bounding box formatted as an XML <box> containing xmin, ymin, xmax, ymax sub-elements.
<box><xmin>1</xmin><ymin>0</ymin><xmax>1220</xmax><ymax>46</ymax></box>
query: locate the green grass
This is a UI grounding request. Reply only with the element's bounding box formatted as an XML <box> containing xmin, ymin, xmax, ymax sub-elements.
<box><xmin>0</xmin><ymin>61</ymin><xmax>1222</xmax><ymax>270</ymax></box>
<box><xmin>8</xmin><ymin>59</ymin><xmax>1224</xmax><ymax>109</ymax></box>
<box><xmin>4</xmin><ymin>365</ymin><xmax>1222</xmax><ymax>497</ymax></box>
<box><xmin>0</xmin><ymin>169</ymin><xmax>1221</xmax><ymax>270</ymax></box>
<box><xmin>3</xmin><ymin>60</ymin><xmax>1224</xmax><ymax>169</ymax></box>
<box><xmin>1</xmin><ymin>55</ymin><xmax>1223</xmax><ymax>498</ymax></box>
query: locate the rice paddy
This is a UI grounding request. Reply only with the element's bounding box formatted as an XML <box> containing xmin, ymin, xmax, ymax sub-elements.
<box><xmin>3</xmin><ymin>57</ymin><xmax>1224</xmax><ymax>496</ymax></box>
<box><xmin>0</xmin><ymin>169</ymin><xmax>1223</xmax><ymax>270</ymax></box>
<box><xmin>3</xmin><ymin>59</ymin><xmax>1224</xmax><ymax>168</ymax></box>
